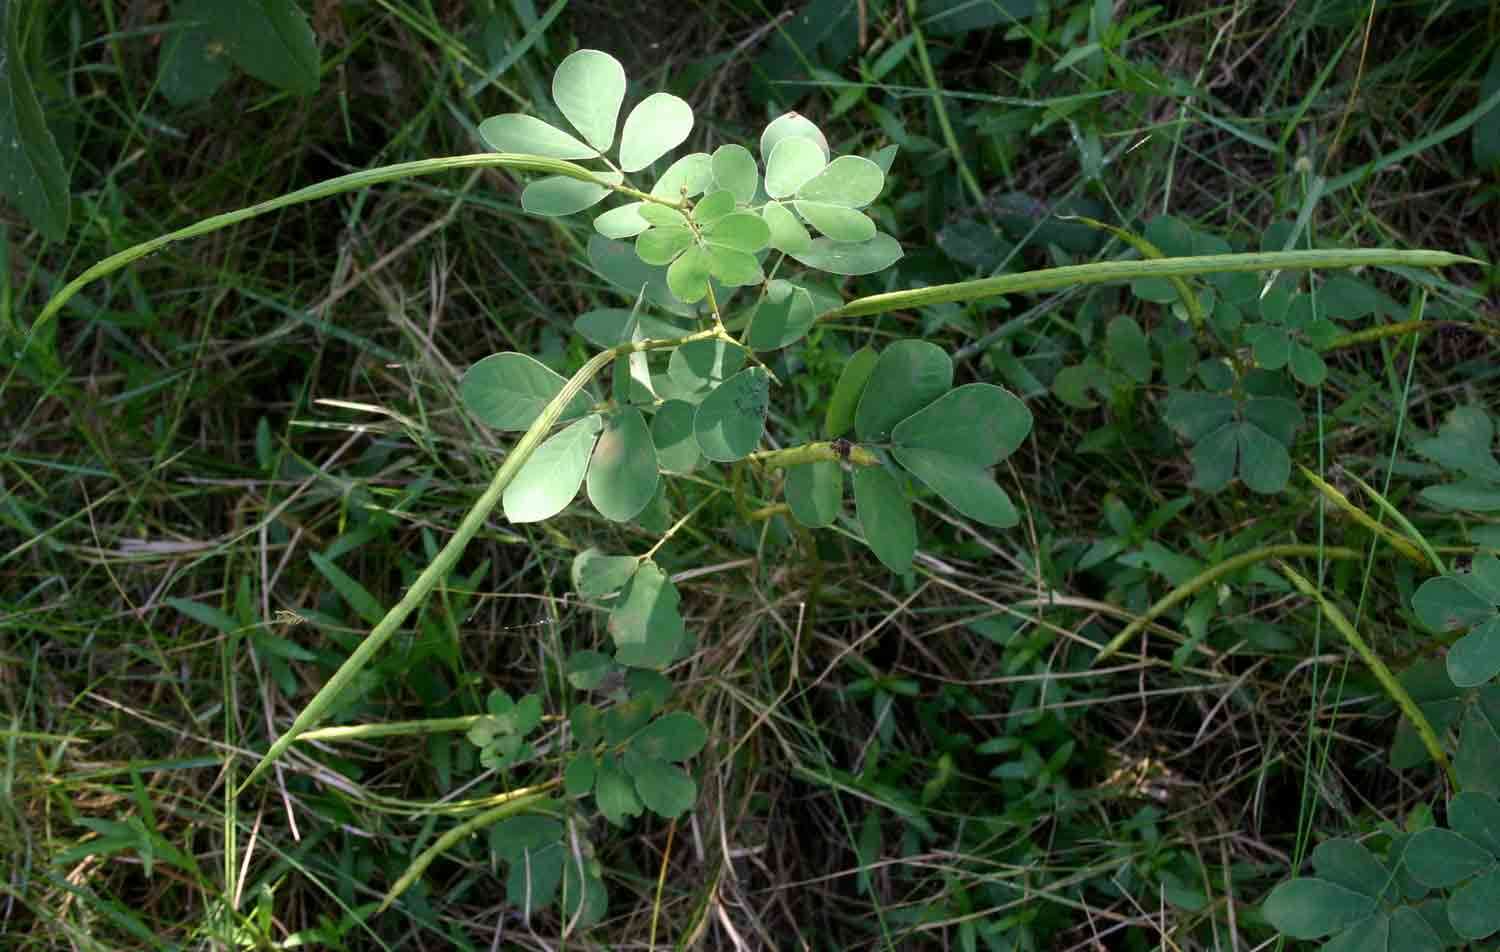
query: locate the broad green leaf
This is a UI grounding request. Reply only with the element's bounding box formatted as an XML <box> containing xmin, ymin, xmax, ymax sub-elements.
<box><xmin>158</xmin><ymin>0</ymin><xmax>232</xmax><ymax>105</ymax></box>
<box><xmin>1051</xmin><ymin>364</ymin><xmax>1101</xmax><ymax>409</ymax></box>
<box><xmin>631</xmin><ymin>712</ymin><xmax>708</xmax><ymax>761</ymax></box>
<box><xmin>571</xmin><ymin>704</ymin><xmax>604</xmax><ymax>745</ymax></box>
<box><xmin>789</xmin><ymin>233</ymin><xmax>903</xmax><ymax>275</ymax></box>
<box><xmin>890</xmin><ymin>384</ymin><xmax>1032</xmax><ymax>467</ymax></box>
<box><xmin>765</xmin><ymin>136</ymin><xmax>827</xmax><ymax>198</ymax></box>
<box><xmin>309</xmin><ymin>552</ymin><xmax>386</xmax><ymax>625</ymax></box>
<box><xmin>586</xmin><ymin>409</ymin><xmax>659</xmax><ymax>522</ymax></box>
<box><xmin>1244</xmin><ymin>396</ymin><xmax>1303</xmax><ymax>445</ymax></box>
<box><xmin>460</xmin><ymin>352</ymin><xmax>594</xmax><ymax>431</ymax></box>
<box><xmin>1187</xmin><ymin>423</ymin><xmax>1238</xmax><ymax>493</ymax></box>
<box><xmin>635</xmin><ymin>225</ymin><xmax>694</xmax><ymax>265</ymax></box>
<box><xmin>1321</xmin><ymin>274</ymin><xmax>1396</xmax><ymax>320</ymax></box>
<box><xmin>565</xmin><ymin>649</ymin><xmax>616</xmax><ymax>690</ymax></box>
<box><xmin>1163</xmin><ymin>391</ymin><xmax>1235</xmax><ymax>441</ymax></box>
<box><xmin>1389</xmin><ymin>907</ymin><xmax>1446</xmax><ymax>952</ymax></box>
<box><xmin>690</xmin><ymin>189</ymin><xmax>736</xmax><ymax>224</ymax></box>
<box><xmin>651</xmin><ymin>399</ymin><xmax>701</xmax><ymax>473</ymax></box>
<box><xmin>587</xmin><ymin>235</ymin><xmax>695</xmax><ymax>317</ymax></box>
<box><xmin>825</xmin><ymin>347</ymin><xmax>880</xmax><ymax>438</ymax></box>
<box><xmin>705</xmin><ymin>245</ymin><xmax>764</xmax><ymax>286</ymax></box>
<box><xmin>892</xmin><ymin>449</ymin><xmax>1019</xmax><ymax>527</ymax></box>
<box><xmin>1312</xmin><ymin>839</ymin><xmax>1398</xmax><ymax>901</ymax></box>
<box><xmin>1450</xmin><ymin>792</ymin><xmax>1500</xmax><ymax>857</ymax></box>
<box><xmin>490</xmin><ymin>815</ymin><xmax>563</xmax><ymax>865</ymax></box>
<box><xmin>608</xmin><ymin>561</ymin><xmax>687</xmax><ymax>669</ymax></box>
<box><xmin>693</xmin><ymin>368</ymin><xmax>770</xmax><ymax>461</ymax></box>
<box><xmin>629</xmin><ymin>758</ymin><xmax>697</xmax><ymax>818</ymax></box>
<box><xmin>1320</xmin><ymin>915</ymin><xmax>1387</xmax><ymax>952</ymax></box>
<box><xmin>855</xmin><ymin>341</ymin><xmax>953</xmax><ymax>443</ymax></box>
<box><xmin>522</xmin><ymin>173</ymin><xmax>619</xmax><ymax>217</ymax></box>
<box><xmin>595</xmin><ymin>757</ymin><xmax>643</xmax><ymax>826</ymax></box>
<box><xmin>651</xmin><ymin>152</ymin><xmax>713</xmax><ymax>200</ymax></box>
<box><xmin>573</xmin><ymin>308</ymin><xmax>687</xmax><ymax>350</ymax></box>
<box><xmin>1458</xmin><ymin>689</ymin><xmax>1500</xmax><ymax>797</ymax></box>
<box><xmin>853</xmin><ymin>467</ymin><xmax>917</xmax><ymax>572</ymax></box>
<box><xmin>594</xmin><ymin>202</ymin><xmax>651</xmax><ymax>239</ymax></box>
<box><xmin>619</xmin><ymin>92</ymin><xmax>693</xmax><ymax>172</ymax></box>
<box><xmin>1471</xmin><ymin>553</ymin><xmax>1500</xmax><ymax>602</ymax></box>
<box><xmin>1262</xmin><ymin>878</ymin><xmax>1377</xmax><ymax>939</ymax></box>
<box><xmin>560</xmin><ymin>858</ymin><xmax>608</xmax><ymax>928</ymax></box>
<box><xmin>795</xmin><ymin>201</ymin><xmax>876</xmax><ymax>242</ymax></box>
<box><xmin>1105</xmin><ymin>315</ymin><xmax>1153</xmax><ymax>384</ymax></box>
<box><xmin>1413</xmin><ymin>576</ymin><xmax>1496</xmax><ymax>632</ymax></box>
<box><xmin>704</xmin><ymin>212</ymin><xmax>771</xmax><ymax>253</ymax></box>
<box><xmin>0</xmin><ymin>2</ymin><xmax>69</xmax><ymax>240</ymax></box>
<box><xmin>504</xmin><ymin>841</ymin><xmax>564</xmax><ymax>914</ymax></box>
<box><xmin>796</xmin><ymin>155</ymin><xmax>884</xmax><ymax>207</ymax></box>
<box><xmin>479</xmin><ymin>113</ymin><xmax>596</xmax><ymax>159</ymax></box>
<box><xmin>710</xmin><ymin>144</ymin><xmax>758</xmax><ymax>203</ymax></box>
<box><xmin>552</xmin><ymin>49</ymin><xmax>624</xmax><ymax>152</ymax></box>
<box><xmin>669</xmin><ymin>340</ymin><xmax>745</xmax><ymax>392</ymax></box>
<box><xmin>747</xmin><ymin>281</ymin><xmax>817</xmax><ymax>351</ymax></box>
<box><xmin>1406</xmin><ymin>828</ymin><xmax>1494</xmax><ymax>887</ymax></box>
<box><xmin>503</xmin><ymin>415</ymin><xmax>602</xmax><ymax>523</ymax></box>
<box><xmin>1236</xmin><ymin>421</ymin><xmax>1292</xmax><ymax>494</ymax></box>
<box><xmin>787</xmin><ymin>460</ymin><xmax>842</xmax><ymax>527</ymax></box>
<box><xmin>195</xmin><ymin>0</ymin><xmax>320</xmax><ymax>95</ymax></box>
<box><xmin>1423</xmin><ymin>479</ymin><xmax>1500</xmax><ymax>512</ymax></box>
<box><xmin>666</xmin><ymin>244</ymin><xmax>711</xmax><ymax>303</ymax></box>
<box><xmin>564</xmin><ymin>752</ymin><xmax>597</xmax><ymax>796</ymax></box>
<box><xmin>1414</xmin><ymin>407</ymin><xmax>1500</xmax><ymax>482</ymax></box>
<box><xmin>1449</xmin><ymin>867</ymin><xmax>1500</xmax><ymax>941</ymax></box>
<box><xmin>762</xmin><ymin>200</ymin><xmax>812</xmax><ymax>254</ymax></box>
<box><xmin>628</xmin><ymin>668</ymin><xmax>674</xmax><ymax>708</ymax></box>
<box><xmin>1245</xmin><ymin>324</ymin><xmax>1291</xmax><ymax>370</ymax></box>
<box><xmin>760</xmin><ymin>112</ymin><xmax>830</xmax><ymax>163</ymax></box>
<box><xmin>1288</xmin><ymin>343</ymin><xmax>1327</xmax><ymax>386</ymax></box>
<box><xmin>1449</xmin><ymin>618</ymin><xmax>1500</xmax><ymax>687</ymax></box>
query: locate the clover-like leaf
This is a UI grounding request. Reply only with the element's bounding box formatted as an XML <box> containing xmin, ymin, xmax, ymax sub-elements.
<box><xmin>1164</xmin><ymin>391</ymin><xmax>1302</xmax><ymax>495</ymax></box>
<box><xmin>892</xmin><ymin>384</ymin><xmax>1032</xmax><ymax>467</ymax></box>
<box><xmin>747</xmin><ymin>280</ymin><xmax>817</xmax><ymax>351</ymax></box>
<box><xmin>635</xmin><ymin>225</ymin><xmax>694</xmax><ymax>265</ymax></box>
<box><xmin>789</xmin><ymin>233</ymin><xmax>903</xmax><ymax>276</ymax></box>
<box><xmin>786</xmin><ymin>460</ymin><xmax>842</xmax><ymax>528</ymax></box>
<box><xmin>694</xmin><ymin>367</ymin><xmax>769</xmax><ymax>461</ymax></box>
<box><xmin>1414</xmin><ymin>408</ymin><xmax>1500</xmax><ymax>511</ymax></box>
<box><xmin>521</xmin><ymin>172</ymin><xmax>621</xmax><ymax>217</ymax></box>
<box><xmin>710</xmin><ymin>144</ymin><xmax>758</xmax><ymax>203</ymax></box>
<box><xmin>853</xmin><ymin>466</ymin><xmax>916</xmax><ymax>572</ymax></box>
<box><xmin>479</xmin><ymin>113</ymin><xmax>596</xmax><ymax>159</ymax></box>
<box><xmin>651</xmin><ymin>399</ymin><xmax>701</xmax><ymax>473</ymax></box>
<box><xmin>761</xmin><ymin>201</ymin><xmax>812</xmax><ymax>254</ymax></box>
<box><xmin>1406</xmin><ymin>828</ymin><xmax>1494</xmax><ymax>887</ymax></box>
<box><xmin>627</xmin><ymin>757</ymin><xmax>697</xmax><ymax>818</ymax></box>
<box><xmin>765</xmin><ymin>136</ymin><xmax>827</xmax><ymax>198</ymax></box>
<box><xmin>608</xmin><ymin>561</ymin><xmax>687</xmax><ymax>669</ymax></box>
<box><xmin>1449</xmin><ymin>867</ymin><xmax>1500</xmax><ymax>941</ymax></box>
<box><xmin>1413</xmin><ymin>563</ymin><xmax>1500</xmax><ymax>686</ymax></box>
<box><xmin>1105</xmin><ymin>315</ymin><xmax>1153</xmax><ymax>385</ymax></box>
<box><xmin>893</xmin><ymin>449</ymin><xmax>1019</xmax><ymax>527</ymax></box>
<box><xmin>503</xmin><ymin>415</ymin><xmax>603</xmax><ymax>523</ymax></box>
<box><xmin>669</xmin><ymin>340</ymin><xmax>744</xmax><ymax>394</ymax></box>
<box><xmin>594</xmin><ymin>202</ymin><xmax>651</xmax><ymax>239</ymax></box>
<box><xmin>1262</xmin><ymin>878</ymin><xmax>1378</xmax><ymax>939</ymax></box>
<box><xmin>704</xmin><ymin>212</ymin><xmax>770</xmax><ymax>253</ymax></box>
<box><xmin>564</xmin><ymin>752</ymin><xmax>597</xmax><ymax>796</ymax></box>
<box><xmin>855</xmin><ymin>341</ymin><xmax>953</xmax><ymax>443</ymax></box>
<box><xmin>631</xmin><ymin>712</ymin><xmax>708</xmax><ymax>761</ymax></box>
<box><xmin>796</xmin><ymin>155</ymin><xmax>884</xmax><ymax>207</ymax></box>
<box><xmin>1311</xmin><ymin>839</ymin><xmax>1399</xmax><ymax>903</ymax></box>
<box><xmin>565</xmin><ymin>649</ymin><xmax>616</xmax><ymax>691</ymax></box>
<box><xmin>666</xmin><ymin>244</ymin><xmax>712</xmax><ymax>303</ymax></box>
<box><xmin>460</xmin><ymin>352</ymin><xmax>595</xmax><ymax>431</ymax></box>
<box><xmin>651</xmin><ymin>152</ymin><xmax>713</xmax><ymax>200</ymax></box>
<box><xmin>825</xmin><ymin>347</ymin><xmax>879</xmax><ymax>439</ymax></box>
<box><xmin>795</xmin><ymin>201</ymin><xmax>876</xmax><ymax>242</ymax></box>
<box><xmin>761</xmin><ymin>111</ymin><xmax>831</xmax><ymax>164</ymax></box>
<box><xmin>552</xmin><ymin>49</ymin><xmax>625</xmax><ymax>153</ymax></box>
<box><xmin>619</xmin><ymin>92</ymin><xmax>693</xmax><ymax>172</ymax></box>
<box><xmin>595</xmin><ymin>756</ymin><xmax>643</xmax><ymax>826</ymax></box>
<box><xmin>585</xmin><ymin>409</ymin><xmax>659</xmax><ymax>523</ymax></box>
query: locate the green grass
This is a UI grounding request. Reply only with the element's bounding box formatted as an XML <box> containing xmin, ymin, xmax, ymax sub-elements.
<box><xmin>2</xmin><ymin>1</ymin><xmax>1497</xmax><ymax>949</ymax></box>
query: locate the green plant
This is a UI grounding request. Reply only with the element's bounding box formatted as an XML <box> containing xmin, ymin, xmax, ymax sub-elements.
<box><xmin>27</xmin><ymin>41</ymin><xmax>1478</xmax><ymax>934</ymax></box>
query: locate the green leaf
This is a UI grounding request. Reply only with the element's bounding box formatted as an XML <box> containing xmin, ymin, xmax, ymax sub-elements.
<box><xmin>1458</xmin><ymin>688</ymin><xmax>1500</xmax><ymax>796</ymax></box>
<box><xmin>1413</xmin><ymin>576</ymin><xmax>1496</xmax><ymax>632</ymax></box>
<box><xmin>0</xmin><ymin>2</ymin><xmax>69</xmax><ymax>241</ymax></box>
<box><xmin>1163</xmin><ymin>391</ymin><xmax>1236</xmax><ymax>441</ymax></box>
<box><xmin>1389</xmin><ymin>906</ymin><xmax>1446</xmax><ymax>952</ymax></box>
<box><xmin>825</xmin><ymin>347</ymin><xmax>879</xmax><ymax>438</ymax></box>
<box><xmin>787</xmin><ymin>460</ymin><xmax>843</xmax><ymax>528</ymax></box>
<box><xmin>1450</xmin><ymin>792</ymin><xmax>1500</xmax><ymax>857</ymax></box>
<box><xmin>651</xmin><ymin>152</ymin><xmax>713</xmax><ymax>200</ymax></box>
<box><xmin>571</xmin><ymin>548</ymin><xmax>639</xmax><ymax>600</ymax></box>
<box><xmin>761</xmin><ymin>201</ymin><xmax>813</xmax><ymax>254</ymax></box>
<box><xmin>630</xmin><ymin>759</ymin><xmax>697</xmax><ymax>818</ymax></box>
<box><xmin>690</xmin><ymin>189</ymin><xmax>736</xmax><ymax>224</ymax></box>
<box><xmin>573</xmin><ymin>308</ymin><xmax>686</xmax><ymax>350</ymax></box>
<box><xmin>795</xmin><ymin>201</ymin><xmax>876</xmax><ymax>242</ymax></box>
<box><xmin>796</xmin><ymin>155</ymin><xmax>884</xmax><ymax>207</ymax></box>
<box><xmin>710</xmin><ymin>144</ymin><xmax>758</xmax><ymax>203</ymax></box>
<box><xmin>571</xmin><ymin>704</ymin><xmax>604</xmax><ymax>745</ymax></box>
<box><xmin>166</xmin><ymin>597</ymin><xmax>240</xmax><ymax>634</ymax></box>
<box><xmin>619</xmin><ymin>92</ymin><xmax>693</xmax><ymax>172</ymax></box>
<box><xmin>460</xmin><ymin>352</ymin><xmax>594</xmax><ymax>431</ymax></box>
<box><xmin>1051</xmin><ymin>364</ymin><xmax>1101</xmax><ymax>409</ymax></box>
<box><xmin>892</xmin><ymin>449</ymin><xmax>1019</xmax><ymax>528</ymax></box>
<box><xmin>1450</xmin><ymin>618</ymin><xmax>1500</xmax><ymax>688</ymax></box>
<box><xmin>1105</xmin><ymin>316</ymin><xmax>1153</xmax><ymax>384</ymax></box>
<box><xmin>704</xmin><ymin>212</ymin><xmax>771</xmax><ymax>253</ymax></box>
<box><xmin>564</xmin><ymin>752</ymin><xmax>597</xmax><ymax>796</ymax></box>
<box><xmin>634</xmin><ymin>225</ymin><xmax>692</xmax><ymax>266</ymax></box>
<box><xmin>1311</xmin><ymin>839</ymin><xmax>1398</xmax><ymax>901</ymax></box>
<box><xmin>788</xmin><ymin>233</ymin><xmax>903</xmax><ymax>275</ymax></box>
<box><xmin>594</xmin><ymin>757</ymin><xmax>643</xmax><ymax>826</ymax></box>
<box><xmin>479</xmin><ymin>113</ymin><xmax>596</xmax><ymax>158</ymax></box>
<box><xmin>666</xmin><ymin>244</ymin><xmax>711</xmax><ymax>303</ymax></box>
<box><xmin>490</xmin><ymin>815</ymin><xmax>564</xmax><ymax>864</ymax></box>
<box><xmin>1262</xmin><ymin>877</ymin><xmax>1377</xmax><ymax>939</ymax></box>
<box><xmin>552</xmin><ymin>49</ymin><xmax>625</xmax><ymax>153</ymax></box>
<box><xmin>1187</xmin><ymin>423</ymin><xmax>1238</xmax><ymax>493</ymax></box>
<box><xmin>522</xmin><ymin>173</ymin><xmax>619</xmax><ymax>216</ymax></box>
<box><xmin>608</xmin><ymin>562</ymin><xmax>687</xmax><ymax>669</ymax></box>
<box><xmin>1244</xmin><ymin>396</ymin><xmax>1303</xmax><ymax>445</ymax></box>
<box><xmin>195</xmin><ymin>0</ymin><xmax>320</xmax><ymax>95</ymax></box>
<box><xmin>1236</xmin><ymin>420</ymin><xmax>1292</xmax><ymax>494</ymax></box>
<box><xmin>1475</xmin><ymin>49</ymin><xmax>1500</xmax><ymax>171</ymax></box>
<box><xmin>747</xmin><ymin>281</ymin><xmax>817</xmax><ymax>351</ymax></box>
<box><xmin>158</xmin><ymin>0</ymin><xmax>232</xmax><ymax>105</ymax></box>
<box><xmin>765</xmin><ymin>136</ymin><xmax>827</xmax><ymax>198</ymax></box>
<box><xmin>1288</xmin><ymin>343</ymin><xmax>1327</xmax><ymax>386</ymax></box>
<box><xmin>309</xmin><ymin>553</ymin><xmax>386</xmax><ymax>626</ymax></box>
<box><xmin>1406</xmin><ymin>828</ymin><xmax>1494</xmax><ymax>887</ymax></box>
<box><xmin>586</xmin><ymin>409</ymin><xmax>660</xmax><ymax>523</ymax></box>
<box><xmin>855</xmin><ymin>341</ymin><xmax>953</xmax><ymax>443</ymax></box>
<box><xmin>651</xmin><ymin>399</ymin><xmax>701</xmax><ymax>473</ymax></box>
<box><xmin>1415</xmin><ymin>407</ymin><xmax>1500</xmax><ymax>482</ymax></box>
<box><xmin>1423</xmin><ymin>479</ymin><xmax>1500</xmax><ymax>512</ymax></box>
<box><xmin>1245</xmin><ymin>324</ymin><xmax>1291</xmax><ymax>370</ymax></box>
<box><xmin>1321</xmin><ymin>274</ymin><xmax>1396</xmax><ymax>320</ymax></box>
<box><xmin>560</xmin><ymin>857</ymin><xmax>609</xmax><ymax>928</ymax></box>
<box><xmin>587</xmin><ymin>235</ymin><xmax>695</xmax><ymax>317</ymax></box>
<box><xmin>761</xmin><ymin>112</ymin><xmax>830</xmax><ymax>164</ymax></box>
<box><xmin>704</xmin><ymin>245</ymin><xmax>764</xmax><ymax>287</ymax></box>
<box><xmin>669</xmin><ymin>340</ymin><xmax>744</xmax><ymax>393</ymax></box>
<box><xmin>593</xmin><ymin>202</ymin><xmax>651</xmax><ymax>239</ymax></box>
<box><xmin>693</xmin><ymin>368</ymin><xmax>770</xmax><ymax>461</ymax></box>
<box><xmin>503</xmin><ymin>415</ymin><xmax>603</xmax><ymax>523</ymax></box>
<box><xmin>853</xmin><ymin>467</ymin><xmax>916</xmax><ymax>572</ymax></box>
<box><xmin>890</xmin><ymin>384</ymin><xmax>1032</xmax><ymax>467</ymax></box>
<box><xmin>631</xmin><ymin>712</ymin><xmax>708</xmax><ymax>761</ymax></box>
<box><xmin>565</xmin><ymin>649</ymin><xmax>616</xmax><ymax>690</ymax></box>
<box><xmin>1449</xmin><ymin>867</ymin><xmax>1500</xmax><ymax>941</ymax></box>
<box><xmin>1320</xmin><ymin>915</ymin><xmax>1387</xmax><ymax>952</ymax></box>
<box><xmin>503</xmin><ymin>840</ymin><xmax>564</xmax><ymax>915</ymax></box>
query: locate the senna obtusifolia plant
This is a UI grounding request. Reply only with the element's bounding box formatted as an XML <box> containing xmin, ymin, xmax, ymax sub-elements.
<box><xmin>32</xmin><ymin>49</ymin><xmax>1476</xmax><ymax>922</ymax></box>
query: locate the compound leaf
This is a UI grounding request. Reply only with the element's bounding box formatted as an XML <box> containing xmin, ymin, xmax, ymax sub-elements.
<box><xmin>585</xmin><ymin>409</ymin><xmax>659</xmax><ymax>523</ymax></box>
<box><xmin>693</xmin><ymin>368</ymin><xmax>769</xmax><ymax>461</ymax></box>
<box><xmin>789</xmin><ymin>233</ymin><xmax>903</xmax><ymax>276</ymax></box>
<box><xmin>747</xmin><ymin>280</ymin><xmax>817</xmax><ymax>351</ymax></box>
<box><xmin>765</xmin><ymin>136</ymin><xmax>826</xmax><ymax>198</ymax></box>
<box><xmin>855</xmin><ymin>341</ymin><xmax>953</xmax><ymax>443</ymax></box>
<box><xmin>460</xmin><ymin>352</ymin><xmax>594</xmax><ymax>431</ymax></box>
<box><xmin>786</xmin><ymin>460</ymin><xmax>842</xmax><ymax>528</ymax></box>
<box><xmin>479</xmin><ymin>113</ymin><xmax>595</xmax><ymax>159</ymax></box>
<box><xmin>503</xmin><ymin>415</ymin><xmax>602</xmax><ymax>523</ymax></box>
<box><xmin>1262</xmin><ymin>877</ymin><xmax>1377</xmax><ymax>939</ymax></box>
<box><xmin>629</xmin><ymin>759</ymin><xmax>697</xmax><ymax>818</ymax></box>
<box><xmin>710</xmin><ymin>144</ymin><xmax>758</xmax><ymax>203</ymax></box>
<box><xmin>619</xmin><ymin>92</ymin><xmax>693</xmax><ymax>172</ymax></box>
<box><xmin>522</xmin><ymin>173</ymin><xmax>619</xmax><ymax>217</ymax></box>
<box><xmin>853</xmin><ymin>467</ymin><xmax>916</xmax><ymax>572</ymax></box>
<box><xmin>630</xmin><ymin>712</ymin><xmax>708</xmax><ymax>762</ymax></box>
<box><xmin>651</xmin><ymin>399</ymin><xmax>701</xmax><ymax>473</ymax></box>
<box><xmin>796</xmin><ymin>155</ymin><xmax>884</xmax><ymax>207</ymax></box>
<box><xmin>890</xmin><ymin>383</ymin><xmax>1032</xmax><ymax>467</ymax></box>
<box><xmin>552</xmin><ymin>49</ymin><xmax>624</xmax><ymax>152</ymax></box>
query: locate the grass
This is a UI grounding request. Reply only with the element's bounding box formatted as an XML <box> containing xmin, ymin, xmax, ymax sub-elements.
<box><xmin>2</xmin><ymin>0</ymin><xmax>1497</xmax><ymax>949</ymax></box>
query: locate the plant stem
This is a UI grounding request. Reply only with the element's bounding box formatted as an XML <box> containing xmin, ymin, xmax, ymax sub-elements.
<box><xmin>748</xmin><ymin>441</ymin><xmax>881</xmax><ymax>469</ymax></box>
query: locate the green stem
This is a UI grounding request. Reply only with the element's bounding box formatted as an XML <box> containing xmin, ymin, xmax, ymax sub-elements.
<box><xmin>748</xmin><ymin>441</ymin><xmax>881</xmax><ymax>469</ymax></box>
<box><xmin>237</xmin><ymin>328</ymin><xmax>719</xmax><ymax>793</ymax></box>
<box><xmin>1092</xmin><ymin>544</ymin><xmax>1364</xmax><ymax>663</ymax></box>
<box><xmin>824</xmin><ymin>250</ymin><xmax>1476</xmax><ymax>321</ymax></box>
<box><xmin>298</xmin><ymin>715</ymin><xmax>485</xmax><ymax>743</ymax></box>
<box><xmin>1277</xmin><ymin>562</ymin><xmax>1455</xmax><ymax>787</ymax></box>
